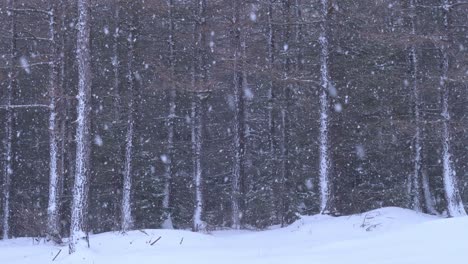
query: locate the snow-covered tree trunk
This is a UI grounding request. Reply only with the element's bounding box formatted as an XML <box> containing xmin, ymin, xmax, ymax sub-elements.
<box><xmin>46</xmin><ymin>3</ymin><xmax>63</xmax><ymax>243</ymax></box>
<box><xmin>2</xmin><ymin>0</ymin><xmax>17</xmax><ymax>240</ymax></box>
<box><xmin>231</xmin><ymin>1</ymin><xmax>246</xmax><ymax>229</ymax></box>
<box><xmin>439</xmin><ymin>0</ymin><xmax>466</xmax><ymax>217</ymax></box>
<box><xmin>440</xmin><ymin>54</ymin><xmax>465</xmax><ymax>217</ymax></box>
<box><xmin>121</xmin><ymin>25</ymin><xmax>136</xmax><ymax>233</ymax></box>
<box><xmin>69</xmin><ymin>0</ymin><xmax>92</xmax><ymax>253</ymax></box>
<box><xmin>58</xmin><ymin>0</ymin><xmax>67</xmax><ymax>215</ymax></box>
<box><xmin>421</xmin><ymin>168</ymin><xmax>436</xmax><ymax>214</ymax></box>
<box><xmin>407</xmin><ymin>0</ymin><xmax>422</xmax><ymax>212</ymax></box>
<box><xmin>162</xmin><ymin>0</ymin><xmax>176</xmax><ymax>229</ymax></box>
<box><xmin>191</xmin><ymin>0</ymin><xmax>207</xmax><ymax>232</ymax></box>
<box><xmin>406</xmin><ymin>0</ymin><xmax>436</xmax><ymax>214</ymax></box>
<box><xmin>191</xmin><ymin>96</ymin><xmax>204</xmax><ymax>231</ymax></box>
<box><xmin>318</xmin><ymin>0</ymin><xmax>331</xmax><ymax>214</ymax></box>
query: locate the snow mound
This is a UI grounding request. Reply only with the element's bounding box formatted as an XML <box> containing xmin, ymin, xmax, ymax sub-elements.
<box><xmin>1</xmin><ymin>207</ymin><xmax>467</xmax><ymax>264</ymax></box>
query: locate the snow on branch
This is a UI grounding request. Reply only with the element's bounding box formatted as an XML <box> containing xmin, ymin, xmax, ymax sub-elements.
<box><xmin>0</xmin><ymin>104</ymin><xmax>50</xmax><ymax>110</ymax></box>
<box><xmin>6</xmin><ymin>8</ymin><xmax>52</xmax><ymax>16</ymax></box>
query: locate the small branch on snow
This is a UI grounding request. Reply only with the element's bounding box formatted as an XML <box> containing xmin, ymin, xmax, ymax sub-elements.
<box><xmin>150</xmin><ymin>236</ymin><xmax>161</xmax><ymax>246</ymax></box>
<box><xmin>52</xmin><ymin>249</ymin><xmax>62</xmax><ymax>261</ymax></box>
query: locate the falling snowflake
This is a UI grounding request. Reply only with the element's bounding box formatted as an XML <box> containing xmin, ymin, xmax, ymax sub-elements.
<box><xmin>334</xmin><ymin>103</ymin><xmax>342</xmax><ymax>112</ymax></box>
<box><xmin>94</xmin><ymin>135</ymin><xmax>103</xmax><ymax>146</ymax></box>
<box><xmin>20</xmin><ymin>56</ymin><xmax>31</xmax><ymax>74</ymax></box>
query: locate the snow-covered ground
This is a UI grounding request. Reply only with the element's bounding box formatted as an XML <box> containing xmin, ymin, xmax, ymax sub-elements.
<box><xmin>1</xmin><ymin>207</ymin><xmax>467</xmax><ymax>264</ymax></box>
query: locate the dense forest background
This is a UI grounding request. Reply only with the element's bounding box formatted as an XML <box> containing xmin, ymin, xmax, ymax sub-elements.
<box><xmin>0</xmin><ymin>0</ymin><xmax>467</xmax><ymax>242</ymax></box>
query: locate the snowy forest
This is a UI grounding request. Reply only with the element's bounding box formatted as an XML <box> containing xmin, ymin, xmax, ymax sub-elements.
<box><xmin>0</xmin><ymin>0</ymin><xmax>468</xmax><ymax>253</ymax></box>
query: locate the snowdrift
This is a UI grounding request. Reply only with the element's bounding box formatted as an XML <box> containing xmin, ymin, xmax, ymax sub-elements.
<box><xmin>1</xmin><ymin>207</ymin><xmax>467</xmax><ymax>264</ymax></box>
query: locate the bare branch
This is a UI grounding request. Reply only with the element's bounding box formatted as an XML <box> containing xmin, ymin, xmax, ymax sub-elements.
<box><xmin>0</xmin><ymin>104</ymin><xmax>50</xmax><ymax>110</ymax></box>
<box><xmin>7</xmin><ymin>8</ymin><xmax>52</xmax><ymax>16</ymax></box>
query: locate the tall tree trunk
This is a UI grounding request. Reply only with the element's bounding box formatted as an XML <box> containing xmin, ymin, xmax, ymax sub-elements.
<box><xmin>57</xmin><ymin>0</ymin><xmax>68</xmax><ymax>232</ymax></box>
<box><xmin>191</xmin><ymin>96</ymin><xmax>204</xmax><ymax>231</ymax></box>
<box><xmin>121</xmin><ymin>23</ymin><xmax>136</xmax><ymax>233</ymax></box>
<box><xmin>407</xmin><ymin>0</ymin><xmax>422</xmax><ymax>212</ymax></box>
<box><xmin>46</xmin><ymin>2</ymin><xmax>63</xmax><ymax>243</ymax></box>
<box><xmin>192</xmin><ymin>0</ymin><xmax>207</xmax><ymax>232</ymax></box>
<box><xmin>278</xmin><ymin>0</ymin><xmax>292</xmax><ymax>227</ymax></box>
<box><xmin>267</xmin><ymin>0</ymin><xmax>275</xmax><ymax>154</ymax></box>
<box><xmin>112</xmin><ymin>1</ymin><xmax>121</xmax><ymax>118</ymax></box>
<box><xmin>69</xmin><ymin>0</ymin><xmax>92</xmax><ymax>253</ymax></box>
<box><xmin>279</xmin><ymin>102</ymin><xmax>289</xmax><ymax>225</ymax></box>
<box><xmin>162</xmin><ymin>0</ymin><xmax>175</xmax><ymax>229</ymax></box>
<box><xmin>231</xmin><ymin>1</ymin><xmax>246</xmax><ymax>229</ymax></box>
<box><xmin>112</xmin><ymin>0</ymin><xmax>123</xmax><ymax>230</ymax></box>
<box><xmin>318</xmin><ymin>0</ymin><xmax>331</xmax><ymax>214</ymax></box>
<box><xmin>2</xmin><ymin>0</ymin><xmax>16</xmax><ymax>240</ymax></box>
<box><xmin>440</xmin><ymin>53</ymin><xmax>465</xmax><ymax>217</ymax></box>
<box><xmin>439</xmin><ymin>0</ymin><xmax>466</xmax><ymax>217</ymax></box>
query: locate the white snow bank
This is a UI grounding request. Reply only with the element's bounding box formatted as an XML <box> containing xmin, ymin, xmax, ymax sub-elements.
<box><xmin>1</xmin><ymin>207</ymin><xmax>466</xmax><ymax>264</ymax></box>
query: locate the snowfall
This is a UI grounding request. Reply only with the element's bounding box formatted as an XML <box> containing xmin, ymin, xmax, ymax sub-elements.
<box><xmin>1</xmin><ymin>207</ymin><xmax>467</xmax><ymax>264</ymax></box>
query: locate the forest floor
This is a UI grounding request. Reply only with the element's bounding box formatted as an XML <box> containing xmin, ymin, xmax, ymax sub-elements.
<box><xmin>1</xmin><ymin>207</ymin><xmax>467</xmax><ymax>264</ymax></box>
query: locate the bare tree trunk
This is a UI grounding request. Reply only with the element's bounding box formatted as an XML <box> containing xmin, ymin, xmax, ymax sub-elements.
<box><xmin>231</xmin><ymin>1</ymin><xmax>245</xmax><ymax>229</ymax></box>
<box><xmin>57</xmin><ymin>0</ymin><xmax>68</xmax><ymax>231</ymax></box>
<box><xmin>47</xmin><ymin>2</ymin><xmax>63</xmax><ymax>243</ymax></box>
<box><xmin>192</xmin><ymin>0</ymin><xmax>207</xmax><ymax>232</ymax></box>
<box><xmin>69</xmin><ymin>0</ymin><xmax>92</xmax><ymax>253</ymax></box>
<box><xmin>231</xmin><ymin>2</ymin><xmax>246</xmax><ymax>229</ymax></box>
<box><xmin>112</xmin><ymin>2</ymin><xmax>121</xmax><ymax>117</ymax></box>
<box><xmin>279</xmin><ymin>103</ymin><xmax>288</xmax><ymax>225</ymax></box>
<box><xmin>440</xmin><ymin>53</ymin><xmax>465</xmax><ymax>217</ymax></box>
<box><xmin>162</xmin><ymin>0</ymin><xmax>175</xmax><ymax>229</ymax></box>
<box><xmin>267</xmin><ymin>0</ymin><xmax>275</xmax><ymax>154</ymax></box>
<box><xmin>121</xmin><ymin>22</ymin><xmax>136</xmax><ymax>233</ymax></box>
<box><xmin>318</xmin><ymin>0</ymin><xmax>331</xmax><ymax>214</ymax></box>
<box><xmin>439</xmin><ymin>0</ymin><xmax>466</xmax><ymax>217</ymax></box>
<box><xmin>2</xmin><ymin>0</ymin><xmax>17</xmax><ymax>240</ymax></box>
<box><xmin>111</xmin><ymin>0</ymin><xmax>123</xmax><ymax>230</ymax></box>
<box><xmin>192</xmin><ymin>96</ymin><xmax>204</xmax><ymax>231</ymax></box>
<box><xmin>407</xmin><ymin>0</ymin><xmax>422</xmax><ymax>212</ymax></box>
<box><xmin>421</xmin><ymin>168</ymin><xmax>436</xmax><ymax>214</ymax></box>
<box><xmin>277</xmin><ymin>0</ymin><xmax>292</xmax><ymax>227</ymax></box>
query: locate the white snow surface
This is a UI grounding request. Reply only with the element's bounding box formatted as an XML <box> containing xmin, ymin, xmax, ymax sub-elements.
<box><xmin>2</xmin><ymin>207</ymin><xmax>468</xmax><ymax>264</ymax></box>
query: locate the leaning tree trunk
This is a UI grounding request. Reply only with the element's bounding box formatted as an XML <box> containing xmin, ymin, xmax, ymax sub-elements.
<box><xmin>69</xmin><ymin>0</ymin><xmax>92</xmax><ymax>253</ymax></box>
<box><xmin>318</xmin><ymin>0</ymin><xmax>331</xmax><ymax>214</ymax></box>
<box><xmin>2</xmin><ymin>0</ymin><xmax>17</xmax><ymax>240</ymax></box>
<box><xmin>46</xmin><ymin>2</ymin><xmax>64</xmax><ymax>243</ymax></box>
<box><xmin>121</xmin><ymin>23</ymin><xmax>136</xmax><ymax>233</ymax></box>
